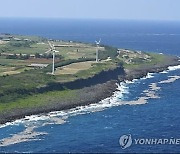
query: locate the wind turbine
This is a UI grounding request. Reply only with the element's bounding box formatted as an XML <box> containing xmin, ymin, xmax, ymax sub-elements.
<box><xmin>52</xmin><ymin>49</ymin><xmax>59</xmax><ymax>75</ymax></box>
<box><xmin>95</xmin><ymin>38</ymin><xmax>101</xmax><ymax>62</ymax></box>
<box><xmin>48</xmin><ymin>41</ymin><xmax>59</xmax><ymax>75</ymax></box>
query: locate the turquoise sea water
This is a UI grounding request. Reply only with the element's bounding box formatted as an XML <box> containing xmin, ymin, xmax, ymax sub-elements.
<box><xmin>0</xmin><ymin>19</ymin><xmax>180</xmax><ymax>153</ymax></box>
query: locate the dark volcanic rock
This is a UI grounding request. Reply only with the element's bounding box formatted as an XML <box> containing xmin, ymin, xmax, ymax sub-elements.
<box><xmin>0</xmin><ymin>80</ymin><xmax>118</xmax><ymax>124</ymax></box>
<box><xmin>0</xmin><ymin>57</ymin><xmax>180</xmax><ymax>125</ymax></box>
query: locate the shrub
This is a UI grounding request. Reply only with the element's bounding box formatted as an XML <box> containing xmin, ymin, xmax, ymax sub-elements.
<box><xmin>98</xmin><ymin>46</ymin><xmax>118</xmax><ymax>60</ymax></box>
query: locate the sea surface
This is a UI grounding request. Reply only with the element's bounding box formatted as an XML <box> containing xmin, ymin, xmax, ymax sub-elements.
<box><xmin>0</xmin><ymin>18</ymin><xmax>180</xmax><ymax>153</ymax></box>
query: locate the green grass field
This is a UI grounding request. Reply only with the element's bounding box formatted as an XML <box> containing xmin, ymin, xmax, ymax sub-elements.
<box><xmin>0</xmin><ymin>56</ymin><xmax>26</xmax><ymax>66</ymax></box>
<box><xmin>0</xmin><ymin>42</ymin><xmax>49</xmax><ymax>54</ymax></box>
<box><xmin>117</xmin><ymin>50</ymin><xmax>167</xmax><ymax>69</ymax></box>
<box><xmin>55</xmin><ymin>45</ymin><xmax>101</xmax><ymax>60</ymax></box>
<box><xmin>0</xmin><ymin>89</ymin><xmax>77</xmax><ymax>113</ymax></box>
<box><xmin>55</xmin><ymin>61</ymin><xmax>94</xmax><ymax>75</ymax></box>
<box><xmin>0</xmin><ymin>34</ymin><xmax>175</xmax><ymax>115</ymax></box>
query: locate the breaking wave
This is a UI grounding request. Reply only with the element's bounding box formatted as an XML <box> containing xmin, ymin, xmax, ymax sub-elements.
<box><xmin>0</xmin><ymin>72</ymin><xmax>156</xmax><ymax>129</ymax></box>
<box><xmin>3</xmin><ymin>64</ymin><xmax>180</xmax><ymax>129</ymax></box>
<box><xmin>168</xmin><ymin>65</ymin><xmax>180</xmax><ymax>71</ymax></box>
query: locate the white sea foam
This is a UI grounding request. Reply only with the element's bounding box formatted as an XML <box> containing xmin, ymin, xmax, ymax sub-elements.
<box><xmin>159</xmin><ymin>65</ymin><xmax>180</xmax><ymax>74</ymax></box>
<box><xmin>160</xmin><ymin>70</ymin><xmax>168</xmax><ymax>74</ymax></box>
<box><xmin>124</xmin><ymin>78</ymin><xmax>140</xmax><ymax>84</ymax></box>
<box><xmin>116</xmin><ymin>82</ymin><xmax>129</xmax><ymax>93</ymax></box>
<box><xmin>22</xmin><ymin>76</ymin><xmax>154</xmax><ymax>121</ymax></box>
<box><xmin>0</xmin><ymin>71</ymin><xmax>157</xmax><ymax>129</ymax></box>
<box><xmin>140</xmin><ymin>73</ymin><xmax>155</xmax><ymax>80</ymax></box>
<box><xmin>159</xmin><ymin>75</ymin><xmax>180</xmax><ymax>84</ymax></box>
<box><xmin>124</xmin><ymin>80</ymin><xmax>134</xmax><ymax>84</ymax></box>
<box><xmin>0</xmin><ymin>82</ymin><xmax>131</xmax><ymax>129</ymax></box>
<box><xmin>0</xmin><ymin>72</ymin><xmax>167</xmax><ymax>146</ymax></box>
<box><xmin>146</xmin><ymin>73</ymin><xmax>155</xmax><ymax>79</ymax></box>
<box><xmin>0</xmin><ymin>69</ymin><xmax>165</xmax><ymax>130</ymax></box>
<box><xmin>0</xmin><ymin>114</ymin><xmax>66</xmax><ymax>129</ymax></box>
<box><xmin>168</xmin><ymin>65</ymin><xmax>180</xmax><ymax>71</ymax></box>
<box><xmin>47</xmin><ymin>84</ymin><xmax>129</xmax><ymax>118</ymax></box>
<box><xmin>0</xmin><ymin>126</ymin><xmax>47</xmax><ymax>147</ymax></box>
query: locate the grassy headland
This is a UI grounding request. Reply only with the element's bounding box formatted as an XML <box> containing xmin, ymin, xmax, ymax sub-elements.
<box><xmin>0</xmin><ymin>34</ymin><xmax>179</xmax><ymax>124</ymax></box>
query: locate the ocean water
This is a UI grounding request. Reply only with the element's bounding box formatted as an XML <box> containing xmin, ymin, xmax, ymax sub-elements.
<box><xmin>0</xmin><ymin>18</ymin><xmax>180</xmax><ymax>153</ymax></box>
<box><xmin>0</xmin><ymin>18</ymin><xmax>180</xmax><ymax>55</ymax></box>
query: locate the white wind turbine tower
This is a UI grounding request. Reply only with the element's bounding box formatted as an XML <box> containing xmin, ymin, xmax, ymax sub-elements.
<box><xmin>48</xmin><ymin>41</ymin><xmax>59</xmax><ymax>75</ymax></box>
<box><xmin>52</xmin><ymin>49</ymin><xmax>59</xmax><ymax>75</ymax></box>
<box><xmin>95</xmin><ymin>38</ymin><xmax>101</xmax><ymax>62</ymax></box>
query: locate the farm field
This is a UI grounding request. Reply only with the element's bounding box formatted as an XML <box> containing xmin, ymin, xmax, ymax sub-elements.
<box><xmin>55</xmin><ymin>61</ymin><xmax>94</xmax><ymax>75</ymax></box>
<box><xmin>0</xmin><ymin>34</ymin><xmax>110</xmax><ymax>77</ymax></box>
<box><xmin>0</xmin><ymin>34</ymin><xmax>178</xmax><ymax>127</ymax></box>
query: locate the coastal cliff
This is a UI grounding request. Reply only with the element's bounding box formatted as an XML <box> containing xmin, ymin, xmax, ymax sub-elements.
<box><xmin>0</xmin><ymin>57</ymin><xmax>180</xmax><ymax>124</ymax></box>
<box><xmin>0</xmin><ymin>80</ymin><xmax>117</xmax><ymax>124</ymax></box>
<box><xmin>0</xmin><ymin>34</ymin><xmax>180</xmax><ymax>125</ymax></box>
<box><xmin>123</xmin><ymin>56</ymin><xmax>180</xmax><ymax>81</ymax></box>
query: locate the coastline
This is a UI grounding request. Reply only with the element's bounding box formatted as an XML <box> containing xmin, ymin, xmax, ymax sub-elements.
<box><xmin>0</xmin><ymin>58</ymin><xmax>180</xmax><ymax>125</ymax></box>
<box><xmin>0</xmin><ymin>80</ymin><xmax>117</xmax><ymax>124</ymax></box>
<box><xmin>123</xmin><ymin>57</ymin><xmax>180</xmax><ymax>81</ymax></box>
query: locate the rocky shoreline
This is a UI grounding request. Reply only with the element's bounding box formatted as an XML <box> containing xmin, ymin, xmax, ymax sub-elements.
<box><xmin>0</xmin><ymin>58</ymin><xmax>180</xmax><ymax>125</ymax></box>
<box><xmin>122</xmin><ymin>57</ymin><xmax>180</xmax><ymax>81</ymax></box>
<box><xmin>0</xmin><ymin>80</ymin><xmax>117</xmax><ymax>124</ymax></box>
